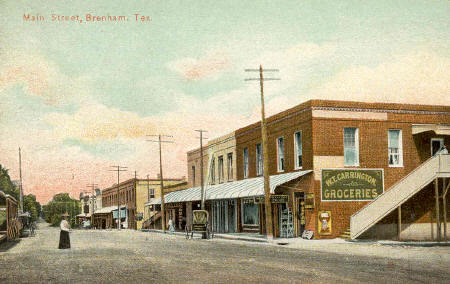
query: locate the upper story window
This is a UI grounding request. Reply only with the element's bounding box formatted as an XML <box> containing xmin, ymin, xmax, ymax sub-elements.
<box><xmin>388</xmin><ymin>129</ymin><xmax>403</xmax><ymax>167</ymax></box>
<box><xmin>294</xmin><ymin>131</ymin><xmax>302</xmax><ymax>169</ymax></box>
<box><xmin>148</xmin><ymin>188</ymin><xmax>155</xmax><ymax>200</ymax></box>
<box><xmin>277</xmin><ymin>137</ymin><xmax>285</xmax><ymax>172</ymax></box>
<box><xmin>344</xmin><ymin>128</ymin><xmax>359</xmax><ymax>166</ymax></box>
<box><xmin>243</xmin><ymin>147</ymin><xmax>249</xmax><ymax>179</ymax></box>
<box><xmin>256</xmin><ymin>143</ymin><xmax>263</xmax><ymax>176</ymax></box>
<box><xmin>210</xmin><ymin>158</ymin><xmax>216</xmax><ymax>184</ymax></box>
<box><xmin>218</xmin><ymin>155</ymin><xmax>224</xmax><ymax>183</ymax></box>
<box><xmin>192</xmin><ymin>165</ymin><xmax>196</xmax><ymax>187</ymax></box>
<box><xmin>227</xmin><ymin>153</ymin><xmax>233</xmax><ymax>181</ymax></box>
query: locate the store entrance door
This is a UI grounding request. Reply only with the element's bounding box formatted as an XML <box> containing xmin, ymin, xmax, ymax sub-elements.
<box><xmin>212</xmin><ymin>200</ymin><xmax>236</xmax><ymax>233</ymax></box>
<box><xmin>295</xmin><ymin>192</ymin><xmax>305</xmax><ymax>237</ymax></box>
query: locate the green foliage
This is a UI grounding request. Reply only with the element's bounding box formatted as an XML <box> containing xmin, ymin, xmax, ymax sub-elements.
<box><xmin>50</xmin><ymin>214</ymin><xmax>62</xmax><ymax>227</ymax></box>
<box><xmin>0</xmin><ymin>164</ymin><xmax>19</xmax><ymax>201</ymax></box>
<box><xmin>43</xmin><ymin>193</ymin><xmax>81</xmax><ymax>227</ymax></box>
<box><xmin>52</xmin><ymin>193</ymin><xmax>73</xmax><ymax>202</ymax></box>
<box><xmin>23</xmin><ymin>194</ymin><xmax>41</xmax><ymax>222</ymax></box>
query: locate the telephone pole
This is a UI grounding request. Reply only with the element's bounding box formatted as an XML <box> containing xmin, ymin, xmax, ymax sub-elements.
<box><xmin>195</xmin><ymin>130</ymin><xmax>208</xmax><ymax>210</ymax></box>
<box><xmin>18</xmin><ymin>147</ymin><xmax>23</xmax><ymax>213</ymax></box>
<box><xmin>147</xmin><ymin>134</ymin><xmax>174</xmax><ymax>233</ymax></box>
<box><xmin>245</xmin><ymin>65</ymin><xmax>280</xmax><ymax>240</ymax></box>
<box><xmin>109</xmin><ymin>166</ymin><xmax>127</xmax><ymax>230</ymax></box>
<box><xmin>86</xmin><ymin>183</ymin><xmax>98</xmax><ymax>216</ymax></box>
<box><xmin>86</xmin><ymin>183</ymin><xmax>98</xmax><ymax>195</ymax></box>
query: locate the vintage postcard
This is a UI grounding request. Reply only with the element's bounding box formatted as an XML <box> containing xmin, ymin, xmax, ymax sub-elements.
<box><xmin>0</xmin><ymin>1</ymin><xmax>449</xmax><ymax>283</ymax></box>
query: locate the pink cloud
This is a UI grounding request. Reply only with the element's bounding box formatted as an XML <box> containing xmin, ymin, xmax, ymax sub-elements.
<box><xmin>0</xmin><ymin>52</ymin><xmax>88</xmax><ymax>105</ymax></box>
<box><xmin>168</xmin><ymin>50</ymin><xmax>231</xmax><ymax>80</ymax></box>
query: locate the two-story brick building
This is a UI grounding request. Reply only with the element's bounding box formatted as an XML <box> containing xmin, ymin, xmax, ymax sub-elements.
<box><xmin>153</xmin><ymin>99</ymin><xmax>450</xmax><ymax>240</ymax></box>
<box><xmin>93</xmin><ymin>177</ymin><xmax>185</xmax><ymax>230</ymax></box>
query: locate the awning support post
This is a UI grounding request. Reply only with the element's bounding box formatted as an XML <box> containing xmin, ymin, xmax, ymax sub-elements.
<box><xmin>435</xmin><ymin>178</ymin><xmax>441</xmax><ymax>242</ymax></box>
<box><xmin>397</xmin><ymin>204</ymin><xmax>401</xmax><ymax>241</ymax></box>
<box><xmin>443</xmin><ymin>178</ymin><xmax>449</xmax><ymax>242</ymax></box>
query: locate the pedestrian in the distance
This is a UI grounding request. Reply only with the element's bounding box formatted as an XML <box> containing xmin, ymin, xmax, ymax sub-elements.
<box><xmin>440</xmin><ymin>145</ymin><xmax>448</xmax><ymax>154</ymax></box>
<box><xmin>58</xmin><ymin>213</ymin><xmax>71</xmax><ymax>249</ymax></box>
<box><xmin>168</xmin><ymin>218</ymin><xmax>175</xmax><ymax>234</ymax></box>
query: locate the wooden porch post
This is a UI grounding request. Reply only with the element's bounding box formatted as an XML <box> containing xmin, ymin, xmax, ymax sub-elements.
<box><xmin>443</xmin><ymin>178</ymin><xmax>448</xmax><ymax>242</ymax></box>
<box><xmin>435</xmin><ymin>178</ymin><xmax>441</xmax><ymax>242</ymax></box>
<box><xmin>397</xmin><ymin>205</ymin><xmax>402</xmax><ymax>241</ymax></box>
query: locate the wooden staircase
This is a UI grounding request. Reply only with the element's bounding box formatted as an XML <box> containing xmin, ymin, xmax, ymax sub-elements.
<box><xmin>143</xmin><ymin>212</ymin><xmax>161</xmax><ymax>229</ymax></box>
<box><xmin>350</xmin><ymin>154</ymin><xmax>450</xmax><ymax>239</ymax></box>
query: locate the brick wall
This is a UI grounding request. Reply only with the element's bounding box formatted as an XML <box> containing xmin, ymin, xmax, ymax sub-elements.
<box><xmin>233</xmin><ymin>100</ymin><xmax>450</xmax><ymax>239</ymax></box>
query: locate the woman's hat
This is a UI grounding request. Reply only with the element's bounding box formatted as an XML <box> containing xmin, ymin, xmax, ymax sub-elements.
<box><xmin>61</xmin><ymin>212</ymin><xmax>70</xmax><ymax>217</ymax></box>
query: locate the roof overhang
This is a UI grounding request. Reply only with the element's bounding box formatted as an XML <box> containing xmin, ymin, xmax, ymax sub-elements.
<box><xmin>412</xmin><ymin>124</ymin><xmax>450</xmax><ymax>135</ymax></box>
<box><xmin>93</xmin><ymin>205</ymin><xmax>126</xmax><ymax>214</ymax></box>
<box><xmin>147</xmin><ymin>170</ymin><xmax>312</xmax><ymax>205</ymax></box>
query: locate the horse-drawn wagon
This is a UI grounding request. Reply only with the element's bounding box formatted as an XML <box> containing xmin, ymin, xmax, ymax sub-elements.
<box><xmin>0</xmin><ymin>191</ymin><xmax>21</xmax><ymax>242</ymax></box>
<box><xmin>185</xmin><ymin>210</ymin><xmax>213</xmax><ymax>239</ymax></box>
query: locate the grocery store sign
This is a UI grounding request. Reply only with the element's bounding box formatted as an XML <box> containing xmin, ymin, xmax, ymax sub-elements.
<box><xmin>321</xmin><ymin>169</ymin><xmax>384</xmax><ymax>201</ymax></box>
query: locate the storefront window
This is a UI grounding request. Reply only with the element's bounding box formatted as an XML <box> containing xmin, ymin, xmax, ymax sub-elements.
<box><xmin>242</xmin><ymin>202</ymin><xmax>259</xmax><ymax>225</ymax></box>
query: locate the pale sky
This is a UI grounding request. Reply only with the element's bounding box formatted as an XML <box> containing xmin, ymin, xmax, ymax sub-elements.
<box><xmin>1</xmin><ymin>0</ymin><xmax>449</xmax><ymax>203</ymax></box>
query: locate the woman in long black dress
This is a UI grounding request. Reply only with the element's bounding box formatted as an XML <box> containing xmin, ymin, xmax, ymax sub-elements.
<box><xmin>58</xmin><ymin>213</ymin><xmax>71</xmax><ymax>249</ymax></box>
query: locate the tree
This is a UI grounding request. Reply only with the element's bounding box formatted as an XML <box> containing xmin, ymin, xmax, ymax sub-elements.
<box><xmin>0</xmin><ymin>164</ymin><xmax>19</xmax><ymax>201</ymax></box>
<box><xmin>42</xmin><ymin>193</ymin><xmax>81</xmax><ymax>227</ymax></box>
<box><xmin>23</xmin><ymin>194</ymin><xmax>41</xmax><ymax>222</ymax></box>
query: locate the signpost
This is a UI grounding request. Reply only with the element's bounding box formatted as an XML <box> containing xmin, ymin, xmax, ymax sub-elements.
<box><xmin>321</xmin><ymin>169</ymin><xmax>384</xmax><ymax>201</ymax></box>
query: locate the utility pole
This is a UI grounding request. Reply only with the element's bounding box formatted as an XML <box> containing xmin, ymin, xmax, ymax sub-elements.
<box><xmin>86</xmin><ymin>183</ymin><xmax>98</xmax><ymax>227</ymax></box>
<box><xmin>147</xmin><ymin>173</ymin><xmax>156</xmax><ymax>230</ymax></box>
<box><xmin>109</xmin><ymin>166</ymin><xmax>127</xmax><ymax>230</ymax></box>
<box><xmin>18</xmin><ymin>147</ymin><xmax>23</xmax><ymax>213</ymax></box>
<box><xmin>86</xmin><ymin>183</ymin><xmax>98</xmax><ymax>214</ymax></box>
<box><xmin>147</xmin><ymin>134</ymin><xmax>174</xmax><ymax>233</ymax></box>
<box><xmin>195</xmin><ymin>130</ymin><xmax>208</xmax><ymax>210</ymax></box>
<box><xmin>245</xmin><ymin>65</ymin><xmax>280</xmax><ymax>240</ymax></box>
<box><xmin>86</xmin><ymin>183</ymin><xmax>98</xmax><ymax>195</ymax></box>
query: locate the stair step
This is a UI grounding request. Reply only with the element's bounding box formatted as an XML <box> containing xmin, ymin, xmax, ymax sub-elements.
<box><xmin>340</xmin><ymin>228</ymin><xmax>351</xmax><ymax>239</ymax></box>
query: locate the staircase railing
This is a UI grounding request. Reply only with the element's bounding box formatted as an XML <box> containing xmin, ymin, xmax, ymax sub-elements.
<box><xmin>350</xmin><ymin>154</ymin><xmax>449</xmax><ymax>239</ymax></box>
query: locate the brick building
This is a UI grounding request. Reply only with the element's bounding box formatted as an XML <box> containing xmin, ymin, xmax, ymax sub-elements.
<box><xmin>154</xmin><ymin>100</ymin><xmax>450</xmax><ymax>240</ymax></box>
<box><xmin>94</xmin><ymin>177</ymin><xmax>185</xmax><ymax>230</ymax></box>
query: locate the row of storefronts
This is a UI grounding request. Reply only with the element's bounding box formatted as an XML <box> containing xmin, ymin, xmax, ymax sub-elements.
<box><xmin>85</xmin><ymin>100</ymin><xmax>449</xmax><ymax>241</ymax></box>
<box><xmin>152</xmin><ymin>100</ymin><xmax>450</xmax><ymax>240</ymax></box>
<box><xmin>86</xmin><ymin>177</ymin><xmax>187</xmax><ymax>230</ymax></box>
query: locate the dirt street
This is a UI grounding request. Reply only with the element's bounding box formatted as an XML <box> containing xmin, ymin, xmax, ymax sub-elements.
<box><xmin>0</xmin><ymin>222</ymin><xmax>449</xmax><ymax>283</ymax></box>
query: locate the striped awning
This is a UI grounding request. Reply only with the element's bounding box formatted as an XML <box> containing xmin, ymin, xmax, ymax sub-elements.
<box><xmin>147</xmin><ymin>170</ymin><xmax>312</xmax><ymax>205</ymax></box>
<box><xmin>94</xmin><ymin>205</ymin><xmax>125</xmax><ymax>214</ymax></box>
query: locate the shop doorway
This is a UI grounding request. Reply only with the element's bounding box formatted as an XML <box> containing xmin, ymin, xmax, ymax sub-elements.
<box><xmin>431</xmin><ymin>138</ymin><xmax>444</xmax><ymax>156</ymax></box>
<box><xmin>294</xmin><ymin>192</ymin><xmax>305</xmax><ymax>237</ymax></box>
<box><xmin>212</xmin><ymin>200</ymin><xmax>236</xmax><ymax>233</ymax></box>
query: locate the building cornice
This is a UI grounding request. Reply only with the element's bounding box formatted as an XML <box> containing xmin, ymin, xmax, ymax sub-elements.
<box><xmin>236</xmin><ymin>105</ymin><xmax>450</xmax><ymax>138</ymax></box>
